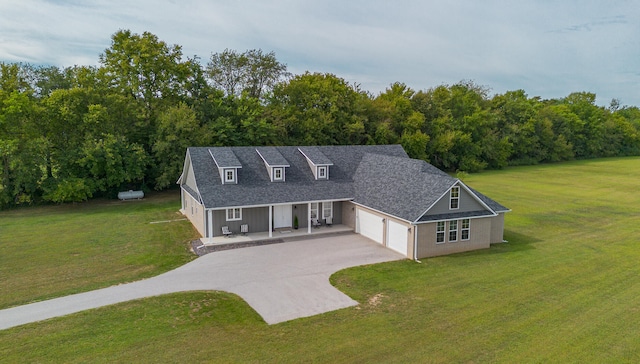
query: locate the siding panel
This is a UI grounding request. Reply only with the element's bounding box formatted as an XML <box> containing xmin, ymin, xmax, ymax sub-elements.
<box><xmin>182</xmin><ymin>188</ymin><xmax>205</xmax><ymax>236</ymax></box>
<box><xmin>185</xmin><ymin>161</ymin><xmax>198</xmax><ymax>193</ymax></box>
<box><xmin>426</xmin><ymin>186</ymin><xmax>486</xmax><ymax>216</ymax></box>
<box><xmin>293</xmin><ymin>204</ymin><xmax>308</xmax><ymax>229</ymax></box>
<box><xmin>332</xmin><ymin>201</ymin><xmax>343</xmax><ymax>224</ymax></box>
<box><xmin>342</xmin><ymin>201</ymin><xmax>356</xmax><ymax>229</ymax></box>
<box><xmin>490</xmin><ymin>213</ymin><xmax>505</xmax><ymax>243</ymax></box>
<box><xmin>416</xmin><ymin>217</ymin><xmax>492</xmax><ymax>258</ymax></box>
<box><xmin>213</xmin><ymin>207</ymin><xmax>269</xmax><ymax>236</ymax></box>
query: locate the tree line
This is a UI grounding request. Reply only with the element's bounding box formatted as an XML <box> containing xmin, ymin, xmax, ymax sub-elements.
<box><xmin>1</xmin><ymin>29</ymin><xmax>639</xmax><ymax>207</ymax></box>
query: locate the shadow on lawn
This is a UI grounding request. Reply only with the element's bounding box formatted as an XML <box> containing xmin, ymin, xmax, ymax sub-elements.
<box><xmin>432</xmin><ymin>229</ymin><xmax>541</xmax><ymax>261</ymax></box>
<box><xmin>449</xmin><ymin>229</ymin><xmax>541</xmax><ymax>258</ymax></box>
<box><xmin>486</xmin><ymin>229</ymin><xmax>541</xmax><ymax>254</ymax></box>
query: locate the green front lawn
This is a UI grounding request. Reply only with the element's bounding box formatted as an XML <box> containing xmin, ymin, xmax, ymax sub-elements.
<box><xmin>0</xmin><ymin>191</ymin><xmax>198</xmax><ymax>309</ymax></box>
<box><xmin>1</xmin><ymin>157</ymin><xmax>640</xmax><ymax>362</ymax></box>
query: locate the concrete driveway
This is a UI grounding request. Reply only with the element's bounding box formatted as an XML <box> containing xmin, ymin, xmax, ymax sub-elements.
<box><xmin>0</xmin><ymin>234</ymin><xmax>403</xmax><ymax>330</ymax></box>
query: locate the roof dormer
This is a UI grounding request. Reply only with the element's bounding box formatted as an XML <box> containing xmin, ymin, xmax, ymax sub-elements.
<box><xmin>256</xmin><ymin>147</ymin><xmax>290</xmax><ymax>182</ymax></box>
<box><xmin>298</xmin><ymin>147</ymin><xmax>333</xmax><ymax>180</ymax></box>
<box><xmin>208</xmin><ymin>148</ymin><xmax>242</xmax><ymax>184</ymax></box>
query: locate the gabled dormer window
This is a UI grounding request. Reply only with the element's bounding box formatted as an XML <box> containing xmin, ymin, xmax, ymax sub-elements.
<box><xmin>450</xmin><ymin>186</ymin><xmax>460</xmax><ymax>209</ymax></box>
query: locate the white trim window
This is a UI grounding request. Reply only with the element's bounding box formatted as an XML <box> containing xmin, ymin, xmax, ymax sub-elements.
<box><xmin>224</xmin><ymin>169</ymin><xmax>236</xmax><ymax>183</ymax></box>
<box><xmin>318</xmin><ymin>166</ymin><xmax>327</xmax><ymax>179</ymax></box>
<box><xmin>310</xmin><ymin>203</ymin><xmax>319</xmax><ymax>219</ymax></box>
<box><xmin>322</xmin><ymin>201</ymin><xmax>333</xmax><ymax>219</ymax></box>
<box><xmin>449</xmin><ymin>220</ymin><xmax>458</xmax><ymax>242</ymax></box>
<box><xmin>461</xmin><ymin>219</ymin><xmax>470</xmax><ymax>240</ymax></box>
<box><xmin>436</xmin><ymin>221</ymin><xmax>445</xmax><ymax>244</ymax></box>
<box><xmin>273</xmin><ymin>167</ymin><xmax>284</xmax><ymax>181</ymax></box>
<box><xmin>450</xmin><ymin>186</ymin><xmax>460</xmax><ymax>209</ymax></box>
<box><xmin>226</xmin><ymin>208</ymin><xmax>242</xmax><ymax>221</ymax></box>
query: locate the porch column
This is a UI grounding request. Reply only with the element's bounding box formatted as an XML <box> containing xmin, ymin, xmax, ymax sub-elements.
<box><xmin>308</xmin><ymin>203</ymin><xmax>312</xmax><ymax>234</ymax></box>
<box><xmin>207</xmin><ymin>209</ymin><xmax>213</xmax><ymax>244</ymax></box>
<box><xmin>269</xmin><ymin>205</ymin><xmax>273</xmax><ymax>238</ymax></box>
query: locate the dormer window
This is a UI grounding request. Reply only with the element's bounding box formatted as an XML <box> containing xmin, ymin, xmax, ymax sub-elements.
<box><xmin>224</xmin><ymin>169</ymin><xmax>236</xmax><ymax>183</ymax></box>
<box><xmin>450</xmin><ymin>186</ymin><xmax>460</xmax><ymax>209</ymax></box>
<box><xmin>209</xmin><ymin>148</ymin><xmax>242</xmax><ymax>185</ymax></box>
<box><xmin>318</xmin><ymin>166</ymin><xmax>327</xmax><ymax>179</ymax></box>
<box><xmin>274</xmin><ymin>167</ymin><xmax>283</xmax><ymax>181</ymax></box>
<box><xmin>256</xmin><ymin>147</ymin><xmax>289</xmax><ymax>183</ymax></box>
<box><xmin>298</xmin><ymin>147</ymin><xmax>333</xmax><ymax>180</ymax></box>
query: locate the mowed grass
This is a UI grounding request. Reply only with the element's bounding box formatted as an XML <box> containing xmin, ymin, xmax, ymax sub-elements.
<box><xmin>1</xmin><ymin>157</ymin><xmax>640</xmax><ymax>363</ymax></box>
<box><xmin>0</xmin><ymin>191</ymin><xmax>198</xmax><ymax>309</ymax></box>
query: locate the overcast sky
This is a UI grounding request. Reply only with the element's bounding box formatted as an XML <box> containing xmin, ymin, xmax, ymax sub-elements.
<box><xmin>1</xmin><ymin>0</ymin><xmax>638</xmax><ymax>106</ymax></box>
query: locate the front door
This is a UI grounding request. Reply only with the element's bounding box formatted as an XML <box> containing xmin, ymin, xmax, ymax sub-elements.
<box><xmin>273</xmin><ymin>205</ymin><xmax>292</xmax><ymax>229</ymax></box>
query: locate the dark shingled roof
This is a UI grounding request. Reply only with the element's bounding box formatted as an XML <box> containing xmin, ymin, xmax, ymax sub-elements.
<box><xmin>353</xmin><ymin>154</ymin><xmax>458</xmax><ymax>222</ymax></box>
<box><xmin>467</xmin><ymin>186</ymin><xmax>510</xmax><ymax>213</ymax></box>
<box><xmin>298</xmin><ymin>146</ymin><xmax>334</xmax><ymax>165</ymax></box>
<box><xmin>417</xmin><ymin>210</ymin><xmax>495</xmax><ymax>222</ymax></box>
<box><xmin>255</xmin><ymin>147</ymin><xmax>290</xmax><ymax>166</ymax></box>
<box><xmin>188</xmin><ymin>145</ymin><xmax>408</xmax><ymax>209</ymax></box>
<box><xmin>208</xmin><ymin>147</ymin><xmax>241</xmax><ymax>168</ymax></box>
<box><xmin>184</xmin><ymin>144</ymin><xmax>509</xmax><ymax>221</ymax></box>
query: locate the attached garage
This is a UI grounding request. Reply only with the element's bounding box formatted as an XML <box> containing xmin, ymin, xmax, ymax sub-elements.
<box><xmin>356</xmin><ymin>208</ymin><xmax>384</xmax><ymax>244</ymax></box>
<box><xmin>386</xmin><ymin>220</ymin><xmax>408</xmax><ymax>256</ymax></box>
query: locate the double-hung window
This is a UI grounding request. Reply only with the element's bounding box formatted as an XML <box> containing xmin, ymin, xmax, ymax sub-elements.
<box><xmin>436</xmin><ymin>221</ymin><xmax>445</xmax><ymax>243</ymax></box>
<box><xmin>273</xmin><ymin>167</ymin><xmax>283</xmax><ymax>181</ymax></box>
<box><xmin>318</xmin><ymin>166</ymin><xmax>327</xmax><ymax>179</ymax></box>
<box><xmin>226</xmin><ymin>208</ymin><xmax>241</xmax><ymax>221</ymax></box>
<box><xmin>225</xmin><ymin>169</ymin><xmax>235</xmax><ymax>183</ymax></box>
<box><xmin>450</xmin><ymin>186</ymin><xmax>460</xmax><ymax>209</ymax></box>
<box><xmin>310</xmin><ymin>203</ymin><xmax>319</xmax><ymax>219</ymax></box>
<box><xmin>461</xmin><ymin>219</ymin><xmax>470</xmax><ymax>240</ymax></box>
<box><xmin>449</xmin><ymin>220</ymin><xmax>458</xmax><ymax>242</ymax></box>
<box><xmin>322</xmin><ymin>202</ymin><xmax>333</xmax><ymax>219</ymax></box>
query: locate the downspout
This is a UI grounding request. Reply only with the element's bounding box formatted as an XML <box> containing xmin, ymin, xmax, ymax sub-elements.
<box><xmin>207</xmin><ymin>209</ymin><xmax>213</xmax><ymax>245</ymax></box>
<box><xmin>269</xmin><ymin>205</ymin><xmax>273</xmax><ymax>238</ymax></box>
<box><xmin>308</xmin><ymin>202</ymin><xmax>312</xmax><ymax>234</ymax></box>
<box><xmin>413</xmin><ymin>224</ymin><xmax>422</xmax><ymax>263</ymax></box>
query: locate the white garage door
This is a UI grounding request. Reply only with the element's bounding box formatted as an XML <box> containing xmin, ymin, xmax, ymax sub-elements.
<box><xmin>357</xmin><ymin>208</ymin><xmax>384</xmax><ymax>244</ymax></box>
<box><xmin>387</xmin><ymin>220</ymin><xmax>408</xmax><ymax>256</ymax></box>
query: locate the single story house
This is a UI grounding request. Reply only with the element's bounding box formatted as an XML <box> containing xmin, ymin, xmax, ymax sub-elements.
<box><xmin>177</xmin><ymin>145</ymin><xmax>509</xmax><ymax>259</ymax></box>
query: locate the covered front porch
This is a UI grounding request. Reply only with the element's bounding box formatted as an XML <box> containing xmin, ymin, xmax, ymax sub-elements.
<box><xmin>207</xmin><ymin>200</ymin><xmax>353</xmax><ymax>240</ymax></box>
<box><xmin>201</xmin><ymin>224</ymin><xmax>353</xmax><ymax>245</ymax></box>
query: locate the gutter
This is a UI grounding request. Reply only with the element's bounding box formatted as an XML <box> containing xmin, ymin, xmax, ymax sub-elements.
<box><xmin>413</xmin><ymin>224</ymin><xmax>421</xmax><ymax>263</ymax></box>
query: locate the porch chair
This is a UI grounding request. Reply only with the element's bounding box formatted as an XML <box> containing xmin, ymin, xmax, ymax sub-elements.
<box><xmin>222</xmin><ymin>225</ymin><xmax>232</xmax><ymax>237</ymax></box>
<box><xmin>325</xmin><ymin>216</ymin><xmax>333</xmax><ymax>227</ymax></box>
<box><xmin>241</xmin><ymin>224</ymin><xmax>249</xmax><ymax>235</ymax></box>
<box><xmin>311</xmin><ymin>218</ymin><xmax>321</xmax><ymax>228</ymax></box>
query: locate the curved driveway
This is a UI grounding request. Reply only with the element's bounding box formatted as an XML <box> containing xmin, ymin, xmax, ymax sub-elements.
<box><xmin>0</xmin><ymin>234</ymin><xmax>403</xmax><ymax>330</ymax></box>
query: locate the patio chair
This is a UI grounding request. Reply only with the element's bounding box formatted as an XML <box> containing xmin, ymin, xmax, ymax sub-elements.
<box><xmin>241</xmin><ymin>224</ymin><xmax>249</xmax><ymax>235</ymax></box>
<box><xmin>222</xmin><ymin>225</ymin><xmax>232</xmax><ymax>237</ymax></box>
<box><xmin>325</xmin><ymin>216</ymin><xmax>333</xmax><ymax>227</ymax></box>
<box><xmin>311</xmin><ymin>218</ymin><xmax>321</xmax><ymax>228</ymax></box>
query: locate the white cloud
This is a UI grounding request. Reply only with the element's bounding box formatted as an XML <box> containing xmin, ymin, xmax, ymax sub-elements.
<box><xmin>0</xmin><ymin>0</ymin><xmax>638</xmax><ymax>105</ymax></box>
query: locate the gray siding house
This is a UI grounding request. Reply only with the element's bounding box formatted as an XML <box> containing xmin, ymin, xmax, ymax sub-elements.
<box><xmin>178</xmin><ymin>145</ymin><xmax>509</xmax><ymax>259</ymax></box>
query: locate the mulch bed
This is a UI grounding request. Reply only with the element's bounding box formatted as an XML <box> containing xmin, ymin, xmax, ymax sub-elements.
<box><xmin>190</xmin><ymin>238</ymin><xmax>285</xmax><ymax>256</ymax></box>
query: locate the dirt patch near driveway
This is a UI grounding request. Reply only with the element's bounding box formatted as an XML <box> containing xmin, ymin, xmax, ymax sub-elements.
<box><xmin>190</xmin><ymin>239</ymin><xmax>285</xmax><ymax>256</ymax></box>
